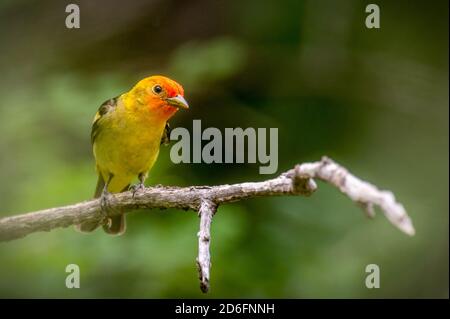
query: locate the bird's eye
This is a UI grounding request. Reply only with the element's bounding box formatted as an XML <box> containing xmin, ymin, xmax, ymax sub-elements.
<box><xmin>152</xmin><ymin>85</ymin><xmax>163</xmax><ymax>94</ymax></box>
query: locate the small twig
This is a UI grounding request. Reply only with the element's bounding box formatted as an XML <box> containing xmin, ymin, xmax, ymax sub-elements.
<box><xmin>196</xmin><ymin>199</ymin><xmax>217</xmax><ymax>293</ymax></box>
<box><xmin>293</xmin><ymin>157</ymin><xmax>415</xmax><ymax>235</ymax></box>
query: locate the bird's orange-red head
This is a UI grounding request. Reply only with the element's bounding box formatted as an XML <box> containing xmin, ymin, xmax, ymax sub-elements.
<box><xmin>124</xmin><ymin>75</ymin><xmax>189</xmax><ymax>120</ymax></box>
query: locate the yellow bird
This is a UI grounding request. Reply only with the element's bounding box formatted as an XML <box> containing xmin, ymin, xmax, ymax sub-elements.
<box><xmin>76</xmin><ymin>75</ymin><xmax>189</xmax><ymax>235</ymax></box>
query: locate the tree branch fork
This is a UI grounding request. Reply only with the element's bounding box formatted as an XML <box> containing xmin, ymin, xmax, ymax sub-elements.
<box><xmin>0</xmin><ymin>157</ymin><xmax>415</xmax><ymax>293</ymax></box>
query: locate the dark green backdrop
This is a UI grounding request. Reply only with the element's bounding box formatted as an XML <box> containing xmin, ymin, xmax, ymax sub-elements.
<box><xmin>0</xmin><ymin>0</ymin><xmax>448</xmax><ymax>298</ymax></box>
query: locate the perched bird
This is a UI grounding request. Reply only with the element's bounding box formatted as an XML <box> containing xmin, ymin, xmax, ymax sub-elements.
<box><xmin>75</xmin><ymin>75</ymin><xmax>189</xmax><ymax>235</ymax></box>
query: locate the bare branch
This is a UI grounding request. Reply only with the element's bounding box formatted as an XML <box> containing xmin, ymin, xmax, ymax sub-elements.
<box><xmin>293</xmin><ymin>157</ymin><xmax>415</xmax><ymax>235</ymax></box>
<box><xmin>196</xmin><ymin>199</ymin><xmax>217</xmax><ymax>293</ymax></box>
<box><xmin>0</xmin><ymin>157</ymin><xmax>415</xmax><ymax>243</ymax></box>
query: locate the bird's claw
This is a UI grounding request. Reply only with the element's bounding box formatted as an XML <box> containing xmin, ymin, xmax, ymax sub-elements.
<box><xmin>129</xmin><ymin>182</ymin><xmax>145</xmax><ymax>198</ymax></box>
<box><xmin>100</xmin><ymin>189</ymin><xmax>116</xmax><ymax>225</ymax></box>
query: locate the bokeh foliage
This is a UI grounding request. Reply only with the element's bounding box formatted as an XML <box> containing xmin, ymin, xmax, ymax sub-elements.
<box><xmin>0</xmin><ymin>0</ymin><xmax>448</xmax><ymax>298</ymax></box>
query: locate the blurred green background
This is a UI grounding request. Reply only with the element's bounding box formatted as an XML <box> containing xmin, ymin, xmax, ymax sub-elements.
<box><xmin>0</xmin><ymin>0</ymin><xmax>448</xmax><ymax>298</ymax></box>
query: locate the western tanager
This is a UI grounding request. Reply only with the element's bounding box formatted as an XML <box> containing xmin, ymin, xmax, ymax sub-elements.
<box><xmin>75</xmin><ymin>75</ymin><xmax>189</xmax><ymax>235</ymax></box>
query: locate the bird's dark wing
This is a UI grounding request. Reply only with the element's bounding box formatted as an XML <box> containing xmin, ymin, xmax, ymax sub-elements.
<box><xmin>160</xmin><ymin>122</ymin><xmax>171</xmax><ymax>146</ymax></box>
<box><xmin>91</xmin><ymin>96</ymin><xmax>119</xmax><ymax>144</ymax></box>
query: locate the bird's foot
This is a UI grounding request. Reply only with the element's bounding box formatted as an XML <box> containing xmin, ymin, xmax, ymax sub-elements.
<box><xmin>129</xmin><ymin>182</ymin><xmax>145</xmax><ymax>198</ymax></box>
<box><xmin>100</xmin><ymin>189</ymin><xmax>116</xmax><ymax>225</ymax></box>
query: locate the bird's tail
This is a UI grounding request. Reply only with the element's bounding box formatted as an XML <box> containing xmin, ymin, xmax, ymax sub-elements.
<box><xmin>102</xmin><ymin>214</ymin><xmax>126</xmax><ymax>235</ymax></box>
<box><xmin>75</xmin><ymin>175</ymin><xmax>128</xmax><ymax>235</ymax></box>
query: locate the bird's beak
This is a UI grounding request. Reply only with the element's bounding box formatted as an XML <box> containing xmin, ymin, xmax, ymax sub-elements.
<box><xmin>166</xmin><ymin>95</ymin><xmax>189</xmax><ymax>109</ymax></box>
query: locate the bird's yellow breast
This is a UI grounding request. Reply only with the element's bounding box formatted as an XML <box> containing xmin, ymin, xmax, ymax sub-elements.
<box><xmin>93</xmin><ymin>103</ymin><xmax>166</xmax><ymax>191</ymax></box>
